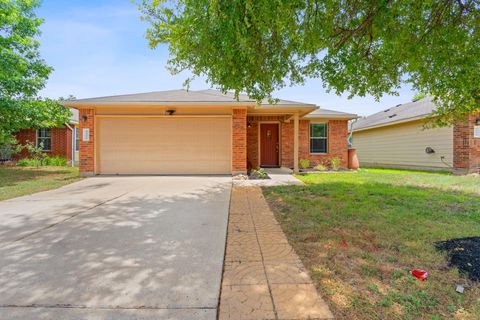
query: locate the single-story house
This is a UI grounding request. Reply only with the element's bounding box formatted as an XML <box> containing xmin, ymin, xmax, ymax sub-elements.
<box><xmin>62</xmin><ymin>89</ymin><xmax>357</xmax><ymax>176</ymax></box>
<box><xmin>351</xmin><ymin>97</ymin><xmax>480</xmax><ymax>173</ymax></box>
<box><xmin>15</xmin><ymin>108</ymin><xmax>80</xmax><ymax>164</ymax></box>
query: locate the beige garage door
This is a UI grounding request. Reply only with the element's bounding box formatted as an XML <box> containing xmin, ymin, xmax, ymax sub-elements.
<box><xmin>97</xmin><ymin>117</ymin><xmax>231</xmax><ymax>174</ymax></box>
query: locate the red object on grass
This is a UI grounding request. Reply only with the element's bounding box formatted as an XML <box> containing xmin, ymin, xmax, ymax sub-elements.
<box><xmin>411</xmin><ymin>269</ymin><xmax>429</xmax><ymax>281</ymax></box>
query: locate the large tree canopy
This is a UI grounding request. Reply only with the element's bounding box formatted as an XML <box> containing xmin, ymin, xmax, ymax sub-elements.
<box><xmin>140</xmin><ymin>0</ymin><xmax>479</xmax><ymax>125</ymax></box>
<box><xmin>0</xmin><ymin>0</ymin><xmax>70</xmax><ymax>143</ymax></box>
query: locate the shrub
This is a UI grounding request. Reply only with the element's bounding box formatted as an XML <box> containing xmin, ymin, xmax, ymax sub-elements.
<box><xmin>23</xmin><ymin>141</ymin><xmax>46</xmax><ymax>161</ymax></box>
<box><xmin>250</xmin><ymin>168</ymin><xmax>269</xmax><ymax>179</ymax></box>
<box><xmin>17</xmin><ymin>156</ymin><xmax>68</xmax><ymax>167</ymax></box>
<box><xmin>43</xmin><ymin>156</ymin><xmax>67</xmax><ymax>166</ymax></box>
<box><xmin>314</xmin><ymin>163</ymin><xmax>327</xmax><ymax>171</ymax></box>
<box><xmin>329</xmin><ymin>157</ymin><xmax>342</xmax><ymax>171</ymax></box>
<box><xmin>17</xmin><ymin>158</ymin><xmax>42</xmax><ymax>167</ymax></box>
<box><xmin>0</xmin><ymin>142</ymin><xmax>21</xmax><ymax>161</ymax></box>
<box><xmin>299</xmin><ymin>158</ymin><xmax>310</xmax><ymax>169</ymax></box>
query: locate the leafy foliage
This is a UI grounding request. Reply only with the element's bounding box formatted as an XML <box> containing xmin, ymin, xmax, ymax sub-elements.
<box><xmin>17</xmin><ymin>155</ymin><xmax>67</xmax><ymax>167</ymax></box>
<box><xmin>0</xmin><ymin>0</ymin><xmax>71</xmax><ymax>143</ymax></box>
<box><xmin>329</xmin><ymin>156</ymin><xmax>342</xmax><ymax>170</ymax></box>
<box><xmin>412</xmin><ymin>92</ymin><xmax>427</xmax><ymax>102</ymax></box>
<box><xmin>314</xmin><ymin>163</ymin><xmax>327</xmax><ymax>171</ymax></box>
<box><xmin>299</xmin><ymin>158</ymin><xmax>310</xmax><ymax>169</ymax></box>
<box><xmin>140</xmin><ymin>0</ymin><xmax>480</xmax><ymax>125</ymax></box>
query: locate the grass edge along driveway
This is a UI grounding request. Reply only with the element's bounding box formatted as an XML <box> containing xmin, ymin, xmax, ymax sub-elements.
<box><xmin>263</xmin><ymin>168</ymin><xmax>480</xmax><ymax>320</ymax></box>
<box><xmin>0</xmin><ymin>166</ymin><xmax>81</xmax><ymax>201</ymax></box>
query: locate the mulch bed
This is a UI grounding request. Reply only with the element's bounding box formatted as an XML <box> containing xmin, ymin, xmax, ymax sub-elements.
<box><xmin>435</xmin><ymin>237</ymin><xmax>480</xmax><ymax>282</ymax></box>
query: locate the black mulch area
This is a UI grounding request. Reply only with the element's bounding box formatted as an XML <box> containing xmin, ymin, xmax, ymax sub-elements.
<box><xmin>435</xmin><ymin>237</ymin><xmax>480</xmax><ymax>282</ymax></box>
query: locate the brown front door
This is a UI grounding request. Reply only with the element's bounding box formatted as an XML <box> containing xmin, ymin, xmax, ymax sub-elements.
<box><xmin>260</xmin><ymin>123</ymin><xmax>279</xmax><ymax>167</ymax></box>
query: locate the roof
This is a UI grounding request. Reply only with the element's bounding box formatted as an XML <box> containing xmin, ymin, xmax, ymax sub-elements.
<box><xmin>351</xmin><ymin>97</ymin><xmax>437</xmax><ymax>132</ymax></box>
<box><xmin>61</xmin><ymin>89</ymin><xmax>357</xmax><ymax>119</ymax></box>
<box><xmin>62</xmin><ymin>89</ymin><xmax>313</xmax><ymax>107</ymax></box>
<box><xmin>304</xmin><ymin>108</ymin><xmax>357</xmax><ymax>120</ymax></box>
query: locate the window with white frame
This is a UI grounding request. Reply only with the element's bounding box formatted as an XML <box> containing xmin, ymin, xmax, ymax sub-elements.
<box><xmin>37</xmin><ymin>128</ymin><xmax>52</xmax><ymax>151</ymax></box>
<box><xmin>310</xmin><ymin>123</ymin><xmax>328</xmax><ymax>154</ymax></box>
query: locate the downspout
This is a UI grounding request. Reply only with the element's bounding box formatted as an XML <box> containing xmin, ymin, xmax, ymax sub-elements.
<box><xmin>65</xmin><ymin>123</ymin><xmax>75</xmax><ymax>167</ymax></box>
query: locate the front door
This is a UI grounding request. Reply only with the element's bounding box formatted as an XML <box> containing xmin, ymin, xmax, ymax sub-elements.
<box><xmin>260</xmin><ymin>123</ymin><xmax>279</xmax><ymax>167</ymax></box>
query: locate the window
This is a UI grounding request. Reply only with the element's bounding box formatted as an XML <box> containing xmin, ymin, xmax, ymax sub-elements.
<box><xmin>37</xmin><ymin>128</ymin><xmax>51</xmax><ymax>151</ymax></box>
<box><xmin>310</xmin><ymin>123</ymin><xmax>328</xmax><ymax>154</ymax></box>
<box><xmin>75</xmin><ymin>127</ymin><xmax>79</xmax><ymax>151</ymax></box>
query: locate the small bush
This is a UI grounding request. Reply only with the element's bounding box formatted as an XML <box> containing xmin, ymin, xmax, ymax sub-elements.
<box><xmin>0</xmin><ymin>142</ymin><xmax>21</xmax><ymax>161</ymax></box>
<box><xmin>314</xmin><ymin>163</ymin><xmax>327</xmax><ymax>171</ymax></box>
<box><xmin>43</xmin><ymin>156</ymin><xmax>68</xmax><ymax>166</ymax></box>
<box><xmin>329</xmin><ymin>157</ymin><xmax>342</xmax><ymax>171</ymax></box>
<box><xmin>17</xmin><ymin>156</ymin><xmax>68</xmax><ymax>167</ymax></box>
<box><xmin>250</xmin><ymin>168</ymin><xmax>269</xmax><ymax>179</ymax></box>
<box><xmin>299</xmin><ymin>158</ymin><xmax>310</xmax><ymax>169</ymax></box>
<box><xmin>17</xmin><ymin>158</ymin><xmax>42</xmax><ymax>167</ymax></box>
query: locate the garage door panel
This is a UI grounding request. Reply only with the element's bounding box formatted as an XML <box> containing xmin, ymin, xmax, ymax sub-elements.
<box><xmin>97</xmin><ymin>117</ymin><xmax>231</xmax><ymax>174</ymax></box>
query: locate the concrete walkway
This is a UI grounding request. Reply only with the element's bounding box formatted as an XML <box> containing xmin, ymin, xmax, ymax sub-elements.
<box><xmin>233</xmin><ymin>168</ymin><xmax>304</xmax><ymax>187</ymax></box>
<box><xmin>0</xmin><ymin>176</ymin><xmax>231</xmax><ymax>320</ymax></box>
<box><xmin>219</xmin><ymin>187</ymin><xmax>333</xmax><ymax>320</ymax></box>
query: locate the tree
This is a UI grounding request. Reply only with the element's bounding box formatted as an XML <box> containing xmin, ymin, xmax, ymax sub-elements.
<box><xmin>412</xmin><ymin>92</ymin><xmax>427</xmax><ymax>102</ymax></box>
<box><xmin>140</xmin><ymin>0</ymin><xmax>480</xmax><ymax>125</ymax></box>
<box><xmin>0</xmin><ymin>0</ymin><xmax>71</xmax><ymax>144</ymax></box>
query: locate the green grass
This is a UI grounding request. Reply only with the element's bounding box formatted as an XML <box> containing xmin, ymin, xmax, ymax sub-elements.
<box><xmin>263</xmin><ymin>168</ymin><xmax>480</xmax><ymax>320</ymax></box>
<box><xmin>0</xmin><ymin>166</ymin><xmax>81</xmax><ymax>201</ymax></box>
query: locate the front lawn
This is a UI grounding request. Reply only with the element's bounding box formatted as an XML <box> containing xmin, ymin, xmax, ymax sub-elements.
<box><xmin>263</xmin><ymin>168</ymin><xmax>480</xmax><ymax>320</ymax></box>
<box><xmin>0</xmin><ymin>166</ymin><xmax>80</xmax><ymax>201</ymax></box>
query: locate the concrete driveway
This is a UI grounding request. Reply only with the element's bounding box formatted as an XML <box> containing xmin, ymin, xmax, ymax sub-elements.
<box><xmin>0</xmin><ymin>176</ymin><xmax>232</xmax><ymax>319</ymax></box>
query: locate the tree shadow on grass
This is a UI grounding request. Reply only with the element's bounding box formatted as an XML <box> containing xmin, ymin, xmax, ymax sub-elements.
<box><xmin>262</xmin><ymin>181</ymin><xmax>480</xmax><ymax>318</ymax></box>
<box><xmin>0</xmin><ymin>167</ymin><xmax>75</xmax><ymax>187</ymax></box>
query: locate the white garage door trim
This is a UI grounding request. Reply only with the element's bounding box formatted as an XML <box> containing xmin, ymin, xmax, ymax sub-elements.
<box><xmin>95</xmin><ymin>115</ymin><xmax>232</xmax><ymax>175</ymax></box>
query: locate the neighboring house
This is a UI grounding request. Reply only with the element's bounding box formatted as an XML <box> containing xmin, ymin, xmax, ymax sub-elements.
<box><xmin>15</xmin><ymin>108</ymin><xmax>80</xmax><ymax>164</ymax></box>
<box><xmin>351</xmin><ymin>97</ymin><xmax>480</xmax><ymax>173</ymax></box>
<box><xmin>62</xmin><ymin>89</ymin><xmax>357</xmax><ymax>176</ymax></box>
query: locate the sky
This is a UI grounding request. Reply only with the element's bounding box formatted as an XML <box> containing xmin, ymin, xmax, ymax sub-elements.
<box><xmin>37</xmin><ymin>0</ymin><xmax>416</xmax><ymax>117</ymax></box>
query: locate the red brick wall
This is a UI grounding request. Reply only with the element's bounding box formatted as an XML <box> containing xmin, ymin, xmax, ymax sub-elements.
<box><xmin>14</xmin><ymin>126</ymin><xmax>73</xmax><ymax>160</ymax></box>
<box><xmin>78</xmin><ymin>108</ymin><xmax>95</xmax><ymax>174</ymax></box>
<box><xmin>299</xmin><ymin>119</ymin><xmax>349</xmax><ymax>168</ymax></box>
<box><xmin>246</xmin><ymin>116</ymin><xmax>349</xmax><ymax>169</ymax></box>
<box><xmin>453</xmin><ymin>112</ymin><xmax>480</xmax><ymax>172</ymax></box>
<box><xmin>232</xmin><ymin>109</ymin><xmax>247</xmax><ymax>173</ymax></box>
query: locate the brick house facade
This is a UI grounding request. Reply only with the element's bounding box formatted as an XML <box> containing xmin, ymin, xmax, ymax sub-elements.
<box><xmin>453</xmin><ymin>112</ymin><xmax>480</xmax><ymax>173</ymax></box>
<box><xmin>247</xmin><ymin>116</ymin><xmax>349</xmax><ymax>170</ymax></box>
<box><xmin>64</xmin><ymin>90</ymin><xmax>357</xmax><ymax>176</ymax></box>
<box><xmin>15</xmin><ymin>126</ymin><xmax>75</xmax><ymax>161</ymax></box>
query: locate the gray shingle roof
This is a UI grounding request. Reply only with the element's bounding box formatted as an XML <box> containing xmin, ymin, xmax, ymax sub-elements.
<box><xmin>304</xmin><ymin>108</ymin><xmax>357</xmax><ymax>119</ymax></box>
<box><xmin>351</xmin><ymin>97</ymin><xmax>437</xmax><ymax>131</ymax></box>
<box><xmin>65</xmin><ymin>89</ymin><xmax>310</xmax><ymax>106</ymax></box>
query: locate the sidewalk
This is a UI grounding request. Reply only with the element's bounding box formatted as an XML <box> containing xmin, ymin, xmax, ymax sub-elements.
<box><xmin>219</xmin><ymin>186</ymin><xmax>333</xmax><ymax>320</ymax></box>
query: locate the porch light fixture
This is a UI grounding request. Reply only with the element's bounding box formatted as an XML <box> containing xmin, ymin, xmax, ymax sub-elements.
<box><xmin>81</xmin><ymin>115</ymin><xmax>88</xmax><ymax>122</ymax></box>
<box><xmin>476</xmin><ymin>118</ymin><xmax>480</xmax><ymax>125</ymax></box>
<box><xmin>166</xmin><ymin>109</ymin><xmax>176</xmax><ymax>115</ymax></box>
<box><xmin>247</xmin><ymin>121</ymin><xmax>252</xmax><ymax>128</ymax></box>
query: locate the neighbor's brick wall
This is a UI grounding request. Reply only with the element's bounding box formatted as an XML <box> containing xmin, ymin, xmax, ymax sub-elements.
<box><xmin>246</xmin><ymin>116</ymin><xmax>349</xmax><ymax>169</ymax></box>
<box><xmin>14</xmin><ymin>126</ymin><xmax>72</xmax><ymax>160</ymax></box>
<box><xmin>232</xmin><ymin>109</ymin><xmax>247</xmax><ymax>173</ymax></box>
<box><xmin>453</xmin><ymin>112</ymin><xmax>480</xmax><ymax>172</ymax></box>
<box><xmin>79</xmin><ymin>108</ymin><xmax>95</xmax><ymax>174</ymax></box>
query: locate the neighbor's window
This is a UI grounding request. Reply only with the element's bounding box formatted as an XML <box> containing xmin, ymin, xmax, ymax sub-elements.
<box><xmin>310</xmin><ymin>123</ymin><xmax>328</xmax><ymax>153</ymax></box>
<box><xmin>37</xmin><ymin>128</ymin><xmax>52</xmax><ymax>151</ymax></box>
